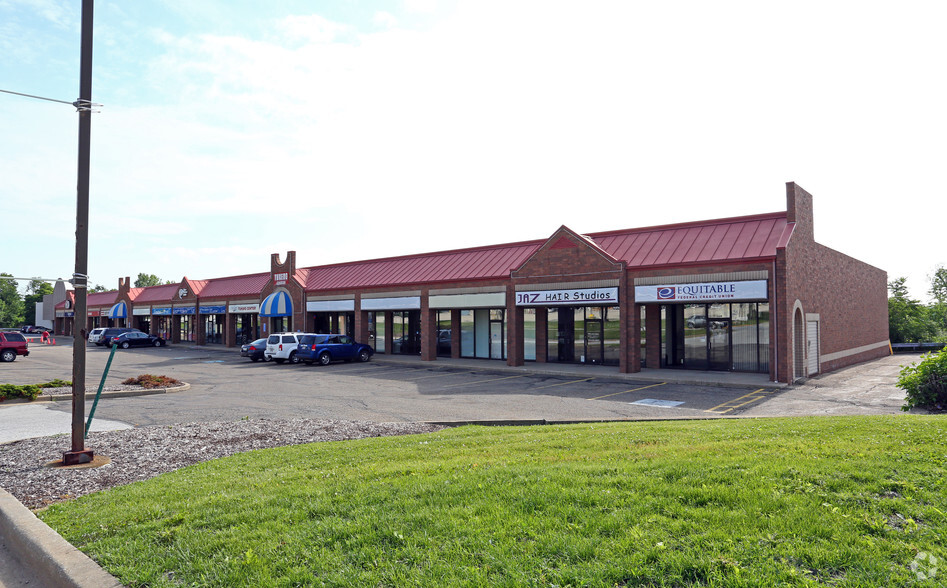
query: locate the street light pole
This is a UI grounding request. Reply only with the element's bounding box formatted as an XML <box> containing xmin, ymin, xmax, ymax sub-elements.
<box><xmin>64</xmin><ymin>0</ymin><xmax>95</xmax><ymax>466</ymax></box>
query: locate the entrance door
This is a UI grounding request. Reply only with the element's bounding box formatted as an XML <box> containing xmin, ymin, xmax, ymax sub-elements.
<box><xmin>584</xmin><ymin>319</ymin><xmax>603</xmax><ymax>364</ymax></box>
<box><xmin>708</xmin><ymin>318</ymin><xmax>731</xmax><ymax>370</ymax></box>
<box><xmin>557</xmin><ymin>308</ymin><xmax>575</xmax><ymax>362</ymax></box>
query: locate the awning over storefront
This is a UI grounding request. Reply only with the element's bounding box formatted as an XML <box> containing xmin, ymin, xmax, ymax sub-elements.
<box><xmin>108</xmin><ymin>301</ymin><xmax>127</xmax><ymax>319</ymax></box>
<box><xmin>260</xmin><ymin>291</ymin><xmax>292</xmax><ymax>317</ymax></box>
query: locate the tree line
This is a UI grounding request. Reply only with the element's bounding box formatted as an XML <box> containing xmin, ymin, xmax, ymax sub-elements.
<box><xmin>0</xmin><ymin>273</ymin><xmax>171</xmax><ymax>327</ymax></box>
<box><xmin>888</xmin><ymin>266</ymin><xmax>947</xmax><ymax>344</ymax></box>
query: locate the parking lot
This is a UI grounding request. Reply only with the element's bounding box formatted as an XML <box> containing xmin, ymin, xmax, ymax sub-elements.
<box><xmin>1</xmin><ymin>337</ymin><xmax>916</xmax><ymax>437</ymax></box>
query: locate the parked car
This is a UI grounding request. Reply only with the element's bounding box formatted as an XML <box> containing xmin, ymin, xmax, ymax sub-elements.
<box><xmin>98</xmin><ymin>327</ymin><xmax>140</xmax><ymax>346</ymax></box>
<box><xmin>241</xmin><ymin>338</ymin><xmax>269</xmax><ymax>362</ymax></box>
<box><xmin>87</xmin><ymin>328</ymin><xmax>107</xmax><ymax>344</ymax></box>
<box><xmin>686</xmin><ymin>315</ymin><xmax>707</xmax><ymax>329</ymax></box>
<box><xmin>0</xmin><ymin>331</ymin><xmax>30</xmax><ymax>362</ymax></box>
<box><xmin>27</xmin><ymin>325</ymin><xmax>50</xmax><ymax>334</ymax></box>
<box><xmin>296</xmin><ymin>334</ymin><xmax>374</xmax><ymax>365</ymax></box>
<box><xmin>265</xmin><ymin>332</ymin><xmax>310</xmax><ymax>364</ymax></box>
<box><xmin>112</xmin><ymin>331</ymin><xmax>166</xmax><ymax>348</ymax></box>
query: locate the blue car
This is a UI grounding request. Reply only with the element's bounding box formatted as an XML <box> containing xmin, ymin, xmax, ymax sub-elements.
<box><xmin>296</xmin><ymin>334</ymin><xmax>374</xmax><ymax>365</ymax></box>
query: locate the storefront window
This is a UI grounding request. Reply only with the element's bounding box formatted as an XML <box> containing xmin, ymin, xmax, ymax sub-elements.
<box><xmin>523</xmin><ymin>308</ymin><xmax>536</xmax><ymax>361</ymax></box>
<box><xmin>436</xmin><ymin>310</ymin><xmax>451</xmax><ymax>357</ymax></box>
<box><xmin>460</xmin><ymin>310</ymin><xmax>474</xmax><ymax>358</ymax></box>
<box><xmin>391</xmin><ymin>311</ymin><xmax>419</xmax><ymax>355</ymax></box>
<box><xmin>371</xmin><ymin>312</ymin><xmax>386</xmax><ymax>353</ymax></box>
<box><xmin>661</xmin><ymin>302</ymin><xmax>769</xmax><ymax>373</ymax></box>
<box><xmin>204</xmin><ymin>315</ymin><xmax>223</xmax><ymax>344</ymax></box>
<box><xmin>179</xmin><ymin>316</ymin><xmax>195</xmax><ymax>343</ymax></box>
<box><xmin>602</xmin><ymin>306</ymin><xmax>620</xmax><ymax>366</ymax></box>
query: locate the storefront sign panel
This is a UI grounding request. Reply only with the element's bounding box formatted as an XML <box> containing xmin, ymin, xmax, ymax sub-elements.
<box><xmin>173</xmin><ymin>307</ymin><xmax>196</xmax><ymax>315</ymax></box>
<box><xmin>87</xmin><ymin>310</ymin><xmax>100</xmax><ymax>317</ymax></box>
<box><xmin>132</xmin><ymin>307</ymin><xmax>151</xmax><ymax>316</ymax></box>
<box><xmin>273</xmin><ymin>272</ymin><xmax>288</xmax><ymax>286</ymax></box>
<box><xmin>360</xmin><ymin>296</ymin><xmax>421</xmax><ymax>311</ymax></box>
<box><xmin>152</xmin><ymin>307</ymin><xmax>173</xmax><ymax>316</ymax></box>
<box><xmin>515</xmin><ymin>287</ymin><xmax>619</xmax><ymax>306</ymax></box>
<box><xmin>229</xmin><ymin>304</ymin><xmax>260</xmax><ymax>314</ymax></box>
<box><xmin>200</xmin><ymin>305</ymin><xmax>227</xmax><ymax>314</ymax></box>
<box><xmin>306</xmin><ymin>300</ymin><xmax>355</xmax><ymax>312</ymax></box>
<box><xmin>635</xmin><ymin>280</ymin><xmax>768</xmax><ymax>302</ymax></box>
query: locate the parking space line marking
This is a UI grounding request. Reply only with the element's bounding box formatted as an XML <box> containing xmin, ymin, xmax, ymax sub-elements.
<box><xmin>704</xmin><ymin>388</ymin><xmax>773</xmax><ymax>414</ymax></box>
<box><xmin>588</xmin><ymin>382</ymin><xmax>666</xmax><ymax>401</ymax></box>
<box><xmin>529</xmin><ymin>377</ymin><xmax>594</xmax><ymax>390</ymax></box>
<box><xmin>441</xmin><ymin>374</ymin><xmax>529</xmax><ymax>388</ymax></box>
<box><xmin>402</xmin><ymin>371</ymin><xmax>478</xmax><ymax>381</ymax></box>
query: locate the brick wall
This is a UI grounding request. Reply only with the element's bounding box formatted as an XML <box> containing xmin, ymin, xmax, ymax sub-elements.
<box><xmin>778</xmin><ymin>183</ymin><xmax>889</xmax><ymax>382</ymax></box>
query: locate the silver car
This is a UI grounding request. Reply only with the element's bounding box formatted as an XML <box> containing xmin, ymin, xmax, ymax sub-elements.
<box><xmin>264</xmin><ymin>332</ymin><xmax>311</xmax><ymax>364</ymax></box>
<box><xmin>87</xmin><ymin>328</ymin><xmax>107</xmax><ymax>345</ymax></box>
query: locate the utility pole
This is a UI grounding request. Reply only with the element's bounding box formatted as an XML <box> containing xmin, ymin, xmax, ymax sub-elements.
<box><xmin>64</xmin><ymin>0</ymin><xmax>95</xmax><ymax>466</ymax></box>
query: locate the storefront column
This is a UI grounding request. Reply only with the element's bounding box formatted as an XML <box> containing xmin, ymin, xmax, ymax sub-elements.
<box><xmin>171</xmin><ymin>316</ymin><xmax>180</xmax><ymax>344</ymax></box>
<box><xmin>420</xmin><ymin>295</ymin><xmax>436</xmax><ymax>361</ymax></box>
<box><xmin>620</xmin><ymin>285</ymin><xmax>640</xmax><ymax>374</ymax></box>
<box><xmin>225</xmin><ymin>313</ymin><xmax>235</xmax><ymax>347</ymax></box>
<box><xmin>355</xmin><ymin>307</ymin><xmax>370</xmax><ymax>344</ymax></box>
<box><xmin>507</xmin><ymin>290</ymin><xmax>524</xmax><ymax>367</ymax></box>
<box><xmin>534</xmin><ymin>308</ymin><xmax>548</xmax><ymax>362</ymax></box>
<box><xmin>645</xmin><ymin>305</ymin><xmax>661</xmax><ymax>368</ymax></box>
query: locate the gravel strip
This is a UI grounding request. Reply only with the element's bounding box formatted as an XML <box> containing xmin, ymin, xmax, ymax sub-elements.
<box><xmin>38</xmin><ymin>385</ymin><xmax>147</xmax><ymax>398</ymax></box>
<box><xmin>0</xmin><ymin>419</ymin><xmax>444</xmax><ymax>510</ymax></box>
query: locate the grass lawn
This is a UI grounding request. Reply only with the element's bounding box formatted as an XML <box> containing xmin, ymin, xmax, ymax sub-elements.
<box><xmin>39</xmin><ymin>416</ymin><xmax>946</xmax><ymax>587</ymax></box>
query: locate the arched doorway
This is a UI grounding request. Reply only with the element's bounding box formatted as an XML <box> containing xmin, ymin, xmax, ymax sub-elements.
<box><xmin>793</xmin><ymin>307</ymin><xmax>805</xmax><ymax>381</ymax></box>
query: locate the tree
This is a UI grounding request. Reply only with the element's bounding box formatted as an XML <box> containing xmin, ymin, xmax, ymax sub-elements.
<box><xmin>90</xmin><ymin>284</ymin><xmax>108</xmax><ymax>293</ymax></box>
<box><xmin>0</xmin><ymin>273</ymin><xmax>25</xmax><ymax>327</ymax></box>
<box><xmin>930</xmin><ymin>265</ymin><xmax>947</xmax><ymax>305</ymax></box>
<box><xmin>23</xmin><ymin>280</ymin><xmax>54</xmax><ymax>325</ymax></box>
<box><xmin>888</xmin><ymin>277</ymin><xmax>937</xmax><ymax>344</ymax></box>
<box><xmin>134</xmin><ymin>273</ymin><xmax>163</xmax><ymax>288</ymax></box>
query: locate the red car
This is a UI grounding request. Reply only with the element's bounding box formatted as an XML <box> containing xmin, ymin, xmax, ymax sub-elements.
<box><xmin>0</xmin><ymin>331</ymin><xmax>30</xmax><ymax>362</ymax></box>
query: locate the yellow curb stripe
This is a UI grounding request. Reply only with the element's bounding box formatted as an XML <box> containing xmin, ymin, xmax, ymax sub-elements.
<box><xmin>704</xmin><ymin>388</ymin><xmax>769</xmax><ymax>414</ymax></box>
<box><xmin>588</xmin><ymin>382</ymin><xmax>667</xmax><ymax>401</ymax></box>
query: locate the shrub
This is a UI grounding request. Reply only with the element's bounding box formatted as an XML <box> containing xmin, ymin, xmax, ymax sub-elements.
<box><xmin>0</xmin><ymin>384</ymin><xmax>42</xmax><ymax>402</ymax></box>
<box><xmin>122</xmin><ymin>375</ymin><xmax>181</xmax><ymax>389</ymax></box>
<box><xmin>898</xmin><ymin>349</ymin><xmax>947</xmax><ymax>411</ymax></box>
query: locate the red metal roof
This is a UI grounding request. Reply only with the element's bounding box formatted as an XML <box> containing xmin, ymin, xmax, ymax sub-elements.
<box><xmin>132</xmin><ymin>283</ymin><xmax>181</xmax><ymax>304</ymax></box>
<box><xmin>304</xmin><ymin>241</ymin><xmax>542</xmax><ymax>291</ymax></box>
<box><xmin>590</xmin><ymin>212</ymin><xmax>789</xmax><ymax>268</ymax></box>
<box><xmin>86</xmin><ymin>290</ymin><xmax>118</xmax><ymax>308</ymax></box>
<box><xmin>297</xmin><ymin>212</ymin><xmax>790</xmax><ymax>292</ymax></box>
<box><xmin>199</xmin><ymin>273</ymin><xmax>270</xmax><ymax>299</ymax></box>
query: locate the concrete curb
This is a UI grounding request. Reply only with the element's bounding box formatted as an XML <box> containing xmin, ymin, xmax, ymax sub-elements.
<box><xmin>0</xmin><ymin>488</ymin><xmax>123</xmax><ymax>587</ymax></box>
<box><xmin>2</xmin><ymin>383</ymin><xmax>191</xmax><ymax>405</ymax></box>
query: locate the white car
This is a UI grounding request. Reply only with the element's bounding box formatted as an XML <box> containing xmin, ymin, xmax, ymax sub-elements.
<box><xmin>264</xmin><ymin>332</ymin><xmax>310</xmax><ymax>364</ymax></box>
<box><xmin>87</xmin><ymin>328</ymin><xmax>107</xmax><ymax>345</ymax></box>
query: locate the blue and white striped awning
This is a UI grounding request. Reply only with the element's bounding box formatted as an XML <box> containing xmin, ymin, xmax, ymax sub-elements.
<box><xmin>108</xmin><ymin>301</ymin><xmax>127</xmax><ymax>319</ymax></box>
<box><xmin>260</xmin><ymin>291</ymin><xmax>293</xmax><ymax>317</ymax></box>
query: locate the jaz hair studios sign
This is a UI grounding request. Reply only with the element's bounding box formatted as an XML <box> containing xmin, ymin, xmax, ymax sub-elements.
<box><xmin>635</xmin><ymin>280</ymin><xmax>768</xmax><ymax>302</ymax></box>
<box><xmin>516</xmin><ymin>287</ymin><xmax>619</xmax><ymax>306</ymax></box>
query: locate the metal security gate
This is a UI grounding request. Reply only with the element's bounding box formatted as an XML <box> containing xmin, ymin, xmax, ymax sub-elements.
<box><xmin>806</xmin><ymin>320</ymin><xmax>820</xmax><ymax>376</ymax></box>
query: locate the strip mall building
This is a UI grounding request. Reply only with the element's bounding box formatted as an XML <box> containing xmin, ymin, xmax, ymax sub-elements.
<box><xmin>54</xmin><ymin>183</ymin><xmax>889</xmax><ymax>383</ymax></box>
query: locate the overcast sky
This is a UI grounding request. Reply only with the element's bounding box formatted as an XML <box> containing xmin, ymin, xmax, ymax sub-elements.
<box><xmin>2</xmin><ymin>0</ymin><xmax>944</xmax><ymax>301</ymax></box>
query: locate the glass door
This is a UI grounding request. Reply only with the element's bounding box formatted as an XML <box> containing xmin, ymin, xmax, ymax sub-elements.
<box><xmin>584</xmin><ymin>315</ymin><xmax>604</xmax><ymax>364</ymax></box>
<box><xmin>708</xmin><ymin>318</ymin><xmax>731</xmax><ymax>370</ymax></box>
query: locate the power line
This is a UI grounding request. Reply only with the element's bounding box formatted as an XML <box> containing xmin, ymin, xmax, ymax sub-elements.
<box><xmin>0</xmin><ymin>88</ymin><xmax>102</xmax><ymax>112</ymax></box>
